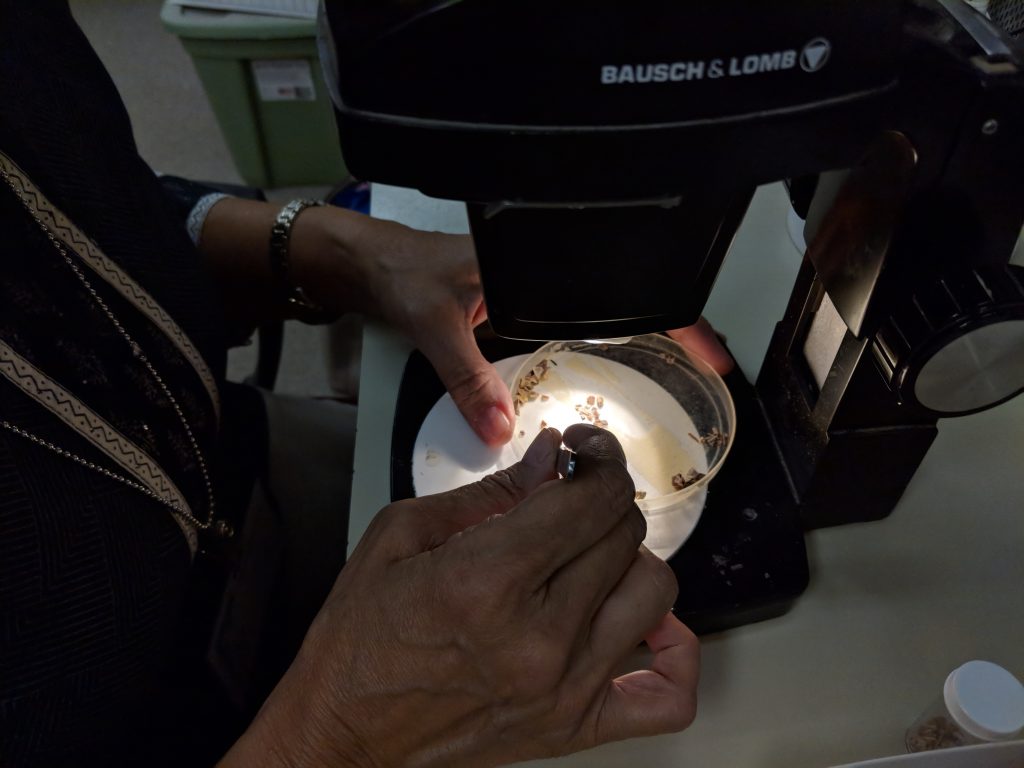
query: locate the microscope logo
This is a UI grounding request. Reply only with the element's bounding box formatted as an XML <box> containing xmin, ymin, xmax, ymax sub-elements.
<box><xmin>600</xmin><ymin>37</ymin><xmax>832</xmax><ymax>85</ymax></box>
<box><xmin>800</xmin><ymin>38</ymin><xmax>831</xmax><ymax>73</ymax></box>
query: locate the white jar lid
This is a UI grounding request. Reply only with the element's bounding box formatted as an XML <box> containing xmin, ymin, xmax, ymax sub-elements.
<box><xmin>944</xmin><ymin>660</ymin><xmax>1024</xmax><ymax>741</ymax></box>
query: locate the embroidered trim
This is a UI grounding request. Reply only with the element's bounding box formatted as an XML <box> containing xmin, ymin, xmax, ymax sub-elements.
<box><xmin>0</xmin><ymin>150</ymin><xmax>221</xmax><ymax>422</ymax></box>
<box><xmin>0</xmin><ymin>340</ymin><xmax>198</xmax><ymax>555</ymax></box>
<box><xmin>186</xmin><ymin>192</ymin><xmax>229</xmax><ymax>246</ymax></box>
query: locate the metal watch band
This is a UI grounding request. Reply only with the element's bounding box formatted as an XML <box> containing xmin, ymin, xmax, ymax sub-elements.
<box><xmin>269</xmin><ymin>198</ymin><xmax>336</xmax><ymax>324</ymax></box>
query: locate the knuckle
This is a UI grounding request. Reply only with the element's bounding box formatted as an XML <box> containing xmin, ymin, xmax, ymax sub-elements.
<box><xmin>369</xmin><ymin>502</ymin><xmax>402</xmax><ymax>529</ymax></box>
<box><xmin>669</xmin><ymin>690</ymin><xmax>699</xmax><ymax>732</ymax></box>
<box><xmin>444</xmin><ymin>366</ymin><xmax>493</xmax><ymax>406</ymax></box>
<box><xmin>645</xmin><ymin>552</ymin><xmax>679</xmax><ymax>605</ymax></box>
<box><xmin>625</xmin><ymin>505</ymin><xmax>647</xmax><ymax>547</ymax></box>
<box><xmin>479</xmin><ymin>617</ymin><xmax>572</xmax><ymax>701</ymax></box>
<box><xmin>470</xmin><ymin>469</ymin><xmax>523</xmax><ymax>509</ymax></box>
<box><xmin>366</xmin><ymin>501</ymin><xmax>414</xmax><ymax>543</ymax></box>
<box><xmin>679</xmin><ymin>621</ymin><xmax>700</xmax><ymax>652</ymax></box>
<box><xmin>611</xmin><ymin>510</ymin><xmax>646</xmax><ymax>561</ymax></box>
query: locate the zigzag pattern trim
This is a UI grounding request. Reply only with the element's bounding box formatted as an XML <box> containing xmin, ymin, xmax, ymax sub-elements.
<box><xmin>0</xmin><ymin>340</ymin><xmax>197</xmax><ymax>555</ymax></box>
<box><xmin>0</xmin><ymin>150</ymin><xmax>221</xmax><ymax>423</ymax></box>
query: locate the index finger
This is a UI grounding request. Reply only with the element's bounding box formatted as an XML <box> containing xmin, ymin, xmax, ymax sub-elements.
<box><xmin>469</xmin><ymin>426</ymin><xmax>636</xmax><ymax>583</ymax></box>
<box><xmin>666</xmin><ymin>317</ymin><xmax>734</xmax><ymax>376</ymax></box>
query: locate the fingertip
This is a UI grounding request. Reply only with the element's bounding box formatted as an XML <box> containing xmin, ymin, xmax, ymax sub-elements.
<box><xmin>427</xmin><ymin>329</ymin><xmax>515</xmax><ymax>446</ymax></box>
<box><xmin>562</xmin><ymin>423</ymin><xmax>626</xmax><ymax>465</ymax></box>
<box><xmin>666</xmin><ymin>319</ymin><xmax>735</xmax><ymax>376</ymax></box>
<box><xmin>474</xmin><ymin>403</ymin><xmax>514</xmax><ymax>446</ymax></box>
<box><xmin>521</xmin><ymin>426</ymin><xmax>562</xmax><ymax>469</ymax></box>
<box><xmin>562</xmin><ymin>423</ymin><xmax>599</xmax><ymax>443</ymax></box>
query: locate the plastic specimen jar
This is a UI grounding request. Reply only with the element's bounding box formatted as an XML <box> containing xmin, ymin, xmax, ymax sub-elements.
<box><xmin>906</xmin><ymin>660</ymin><xmax>1024</xmax><ymax>752</ymax></box>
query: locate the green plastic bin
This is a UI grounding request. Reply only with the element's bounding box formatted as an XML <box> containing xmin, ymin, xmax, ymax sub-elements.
<box><xmin>161</xmin><ymin>3</ymin><xmax>347</xmax><ymax>188</ymax></box>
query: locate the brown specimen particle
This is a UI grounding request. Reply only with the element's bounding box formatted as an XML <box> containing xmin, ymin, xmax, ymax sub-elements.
<box><xmin>671</xmin><ymin>468</ymin><xmax>706</xmax><ymax>491</ymax></box>
<box><xmin>634</xmin><ymin>490</ymin><xmax>647</xmax><ymax>500</ymax></box>
<box><xmin>540</xmin><ymin>420</ymin><xmax>547</xmax><ymax>430</ymax></box>
<box><xmin>518</xmin><ymin>430</ymin><xmax>525</xmax><ymax>438</ymax></box>
<box><xmin>906</xmin><ymin>717</ymin><xmax>969</xmax><ymax>751</ymax></box>
<box><xmin>688</xmin><ymin>427</ymin><xmax>729</xmax><ymax>449</ymax></box>
<box><xmin>514</xmin><ymin>359</ymin><xmax>555</xmax><ymax>414</ymax></box>
<box><xmin>575</xmin><ymin>396</ymin><xmax>607</xmax><ymax>427</ymax></box>
<box><xmin>540</xmin><ymin>394</ymin><xmax>549</xmax><ymax>402</ymax></box>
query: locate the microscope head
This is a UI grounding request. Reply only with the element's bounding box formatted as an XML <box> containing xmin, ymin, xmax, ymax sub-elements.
<box><xmin>320</xmin><ymin>0</ymin><xmax>902</xmax><ymax>339</ymax></box>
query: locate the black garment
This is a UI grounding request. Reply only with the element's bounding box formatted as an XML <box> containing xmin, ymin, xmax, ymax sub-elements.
<box><xmin>0</xmin><ymin>2</ymin><xmax>265</xmax><ymax>764</ymax></box>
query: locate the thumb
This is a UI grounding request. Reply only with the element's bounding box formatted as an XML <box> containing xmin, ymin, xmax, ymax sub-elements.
<box><xmin>406</xmin><ymin>427</ymin><xmax>562</xmax><ymax>552</ymax></box>
<box><xmin>591</xmin><ymin>612</ymin><xmax>700</xmax><ymax>745</ymax></box>
<box><xmin>420</xmin><ymin>324</ymin><xmax>516</xmax><ymax>447</ymax></box>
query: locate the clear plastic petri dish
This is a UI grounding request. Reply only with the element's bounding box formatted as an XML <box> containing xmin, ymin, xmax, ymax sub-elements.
<box><xmin>507</xmin><ymin>334</ymin><xmax>736</xmax><ymax>559</ymax></box>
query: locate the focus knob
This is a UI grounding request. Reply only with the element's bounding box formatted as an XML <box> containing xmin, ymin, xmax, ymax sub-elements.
<box><xmin>872</xmin><ymin>265</ymin><xmax>1024</xmax><ymax>415</ymax></box>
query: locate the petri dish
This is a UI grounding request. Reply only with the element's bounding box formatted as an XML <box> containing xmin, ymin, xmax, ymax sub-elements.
<box><xmin>508</xmin><ymin>334</ymin><xmax>736</xmax><ymax>559</ymax></box>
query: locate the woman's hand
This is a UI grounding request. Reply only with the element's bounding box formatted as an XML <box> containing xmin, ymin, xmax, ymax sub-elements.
<box><xmin>200</xmin><ymin>197</ymin><xmax>731</xmax><ymax>446</ymax></box>
<box><xmin>222</xmin><ymin>426</ymin><xmax>700</xmax><ymax>768</ymax></box>
<box><xmin>292</xmin><ymin>208</ymin><xmax>515</xmax><ymax>446</ymax></box>
<box><xmin>199</xmin><ymin>199</ymin><xmax>512</xmax><ymax>444</ymax></box>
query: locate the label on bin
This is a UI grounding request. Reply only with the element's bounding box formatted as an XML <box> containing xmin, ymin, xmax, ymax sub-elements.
<box><xmin>252</xmin><ymin>60</ymin><xmax>316</xmax><ymax>101</ymax></box>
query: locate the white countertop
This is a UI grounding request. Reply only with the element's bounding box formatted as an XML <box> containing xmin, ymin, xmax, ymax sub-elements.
<box><xmin>349</xmin><ymin>183</ymin><xmax>1024</xmax><ymax>768</ymax></box>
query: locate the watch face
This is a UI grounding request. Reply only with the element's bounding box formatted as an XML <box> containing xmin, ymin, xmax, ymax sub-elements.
<box><xmin>913</xmin><ymin>318</ymin><xmax>1024</xmax><ymax>414</ymax></box>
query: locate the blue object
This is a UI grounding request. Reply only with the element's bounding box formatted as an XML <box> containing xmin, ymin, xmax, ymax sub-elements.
<box><xmin>328</xmin><ymin>180</ymin><xmax>371</xmax><ymax>214</ymax></box>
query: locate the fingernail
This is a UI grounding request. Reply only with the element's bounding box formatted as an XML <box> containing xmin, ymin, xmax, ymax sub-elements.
<box><xmin>523</xmin><ymin>428</ymin><xmax>556</xmax><ymax>468</ymax></box>
<box><xmin>477</xmin><ymin>405</ymin><xmax>511</xmax><ymax>445</ymax></box>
